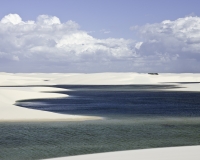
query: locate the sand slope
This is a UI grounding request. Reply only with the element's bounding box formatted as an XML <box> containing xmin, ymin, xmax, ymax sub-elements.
<box><xmin>47</xmin><ymin>146</ymin><xmax>200</xmax><ymax>160</ymax></box>
<box><xmin>0</xmin><ymin>73</ymin><xmax>102</xmax><ymax>121</ymax></box>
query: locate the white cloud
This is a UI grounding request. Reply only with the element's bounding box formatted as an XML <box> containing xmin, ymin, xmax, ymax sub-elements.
<box><xmin>1</xmin><ymin>14</ymin><xmax>22</xmax><ymax>25</ymax></box>
<box><xmin>137</xmin><ymin>16</ymin><xmax>200</xmax><ymax>55</ymax></box>
<box><xmin>132</xmin><ymin>16</ymin><xmax>200</xmax><ymax>72</ymax></box>
<box><xmin>100</xmin><ymin>29</ymin><xmax>110</xmax><ymax>34</ymax></box>
<box><xmin>135</xmin><ymin>42</ymin><xmax>143</xmax><ymax>50</ymax></box>
<box><xmin>0</xmin><ymin>14</ymin><xmax>137</xmax><ymax>72</ymax></box>
<box><xmin>37</xmin><ymin>15</ymin><xmax>61</xmax><ymax>25</ymax></box>
<box><xmin>1</xmin><ymin>14</ymin><xmax>200</xmax><ymax>72</ymax></box>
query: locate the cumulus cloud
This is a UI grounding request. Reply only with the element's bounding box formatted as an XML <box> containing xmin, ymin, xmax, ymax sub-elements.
<box><xmin>1</xmin><ymin>14</ymin><xmax>22</xmax><ymax>25</ymax></box>
<box><xmin>0</xmin><ymin>14</ymin><xmax>138</xmax><ymax>72</ymax></box>
<box><xmin>1</xmin><ymin>14</ymin><xmax>200</xmax><ymax>72</ymax></box>
<box><xmin>132</xmin><ymin>16</ymin><xmax>200</xmax><ymax>72</ymax></box>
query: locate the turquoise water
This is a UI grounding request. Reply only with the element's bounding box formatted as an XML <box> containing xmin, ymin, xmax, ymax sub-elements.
<box><xmin>1</xmin><ymin>85</ymin><xmax>200</xmax><ymax>160</ymax></box>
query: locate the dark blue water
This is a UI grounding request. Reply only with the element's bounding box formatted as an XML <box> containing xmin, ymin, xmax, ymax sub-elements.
<box><xmin>1</xmin><ymin>85</ymin><xmax>200</xmax><ymax>160</ymax></box>
<box><xmin>16</xmin><ymin>85</ymin><xmax>200</xmax><ymax>118</ymax></box>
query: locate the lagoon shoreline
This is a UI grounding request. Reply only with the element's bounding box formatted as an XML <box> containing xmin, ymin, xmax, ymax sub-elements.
<box><xmin>1</xmin><ymin>72</ymin><xmax>200</xmax><ymax>122</ymax></box>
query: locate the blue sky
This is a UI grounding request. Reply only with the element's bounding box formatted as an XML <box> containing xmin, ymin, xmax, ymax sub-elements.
<box><xmin>1</xmin><ymin>0</ymin><xmax>200</xmax><ymax>72</ymax></box>
<box><xmin>1</xmin><ymin>0</ymin><xmax>200</xmax><ymax>39</ymax></box>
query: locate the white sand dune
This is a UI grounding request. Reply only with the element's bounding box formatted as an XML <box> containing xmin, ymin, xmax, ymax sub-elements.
<box><xmin>46</xmin><ymin>146</ymin><xmax>200</xmax><ymax>160</ymax></box>
<box><xmin>0</xmin><ymin>87</ymin><xmax>100</xmax><ymax>122</ymax></box>
<box><xmin>0</xmin><ymin>73</ymin><xmax>103</xmax><ymax>121</ymax></box>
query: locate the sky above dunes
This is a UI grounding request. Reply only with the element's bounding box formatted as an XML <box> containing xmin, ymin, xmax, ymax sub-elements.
<box><xmin>1</xmin><ymin>0</ymin><xmax>200</xmax><ymax>73</ymax></box>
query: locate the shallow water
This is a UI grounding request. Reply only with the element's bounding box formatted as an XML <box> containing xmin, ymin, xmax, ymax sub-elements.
<box><xmin>1</xmin><ymin>118</ymin><xmax>200</xmax><ymax>160</ymax></box>
<box><xmin>1</xmin><ymin>85</ymin><xmax>200</xmax><ymax>160</ymax></box>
